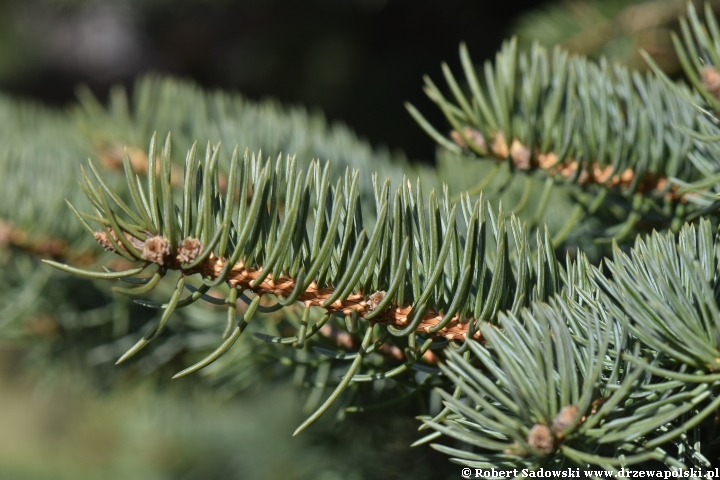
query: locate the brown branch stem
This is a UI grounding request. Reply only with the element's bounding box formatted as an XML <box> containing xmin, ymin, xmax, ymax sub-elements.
<box><xmin>451</xmin><ymin>129</ymin><xmax>686</xmax><ymax>202</ymax></box>
<box><xmin>192</xmin><ymin>254</ymin><xmax>481</xmax><ymax>342</ymax></box>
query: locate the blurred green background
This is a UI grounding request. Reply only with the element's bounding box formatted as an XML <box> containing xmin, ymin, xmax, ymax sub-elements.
<box><xmin>0</xmin><ymin>0</ymin><xmax>550</xmax><ymax>162</ymax></box>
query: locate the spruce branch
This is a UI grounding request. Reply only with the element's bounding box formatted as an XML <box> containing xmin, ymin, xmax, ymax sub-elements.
<box><xmin>46</xmin><ymin>133</ymin><xmax>569</xmax><ymax>345</ymax></box>
<box><xmin>2</xmin><ymin>77</ymin><xmax>474</xmax><ymax>414</ymax></box>
<box><xmin>421</xmin><ymin>221</ymin><xmax>720</xmax><ymax>471</ymax></box>
<box><xmin>2</xmin><ymin>75</ymin><xmax>473</xmax><ymax>403</ymax></box>
<box><xmin>44</xmin><ymin>133</ymin><xmax>587</xmax><ymax>432</ymax></box>
<box><xmin>639</xmin><ymin>3</ymin><xmax>720</xmax><ymax>213</ymax></box>
<box><xmin>408</xmin><ymin>37</ymin><xmax>707</xmax><ymax>239</ymax></box>
<box><xmin>664</xmin><ymin>2</ymin><xmax>720</xmax><ymax>110</ymax></box>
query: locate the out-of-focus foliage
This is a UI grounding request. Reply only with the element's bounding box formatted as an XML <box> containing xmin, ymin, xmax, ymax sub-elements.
<box><xmin>0</xmin><ymin>0</ymin><xmax>548</xmax><ymax>161</ymax></box>
<box><xmin>0</xmin><ymin>364</ymin><xmax>454</xmax><ymax>480</ymax></box>
<box><xmin>512</xmin><ymin>0</ymin><xmax>720</xmax><ymax>72</ymax></box>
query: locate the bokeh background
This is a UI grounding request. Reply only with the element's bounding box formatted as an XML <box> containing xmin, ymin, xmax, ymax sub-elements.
<box><xmin>1</xmin><ymin>0</ymin><xmax>561</xmax><ymax>163</ymax></box>
<box><xmin>0</xmin><ymin>0</ymin><xmax>702</xmax><ymax>478</ymax></box>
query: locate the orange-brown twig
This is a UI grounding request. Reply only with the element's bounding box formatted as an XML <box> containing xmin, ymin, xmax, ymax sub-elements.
<box><xmin>196</xmin><ymin>254</ymin><xmax>480</xmax><ymax>342</ymax></box>
<box><xmin>0</xmin><ymin>219</ymin><xmax>95</xmax><ymax>263</ymax></box>
<box><xmin>103</xmin><ymin>230</ymin><xmax>483</xmax><ymax>343</ymax></box>
<box><xmin>451</xmin><ymin>128</ymin><xmax>684</xmax><ymax>202</ymax></box>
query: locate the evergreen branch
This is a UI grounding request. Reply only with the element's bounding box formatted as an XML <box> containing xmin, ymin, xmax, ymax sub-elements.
<box><xmin>47</xmin><ymin>135</ymin><xmax>570</xmax><ymax>345</ymax></box>
<box><xmin>422</xmin><ymin>300</ymin><xmax>635</xmax><ymax>469</ymax></box>
<box><xmin>409</xmin><ymin>38</ymin><xmax>708</xmax><ymax>238</ymax></box>
<box><xmin>421</xmin><ymin>221</ymin><xmax>720</xmax><ymax>469</ymax></box>
<box><xmin>641</xmin><ymin>3</ymin><xmax>720</xmax><ymax>211</ymax></box>
<box><xmin>596</xmin><ymin>219</ymin><xmax>720</xmax><ymax>373</ymax></box>
<box><xmin>44</xmin><ymin>134</ymin><xmax>585</xmax><ymax>431</ymax></box>
<box><xmin>0</xmin><ymin>77</ymin><xmax>450</xmax><ymax>413</ymax></box>
<box><xmin>665</xmin><ymin>2</ymin><xmax>720</xmax><ymax>111</ymax></box>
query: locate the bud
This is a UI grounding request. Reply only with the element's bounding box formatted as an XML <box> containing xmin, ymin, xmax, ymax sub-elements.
<box><xmin>94</xmin><ymin>231</ymin><xmax>114</xmax><ymax>251</ymax></box>
<box><xmin>510</xmin><ymin>140</ymin><xmax>531</xmax><ymax>170</ymax></box>
<box><xmin>450</xmin><ymin>128</ymin><xmax>486</xmax><ymax>152</ymax></box>
<box><xmin>552</xmin><ymin>405</ymin><xmax>580</xmax><ymax>435</ymax></box>
<box><xmin>142</xmin><ymin>236</ymin><xmax>171</xmax><ymax>265</ymax></box>
<box><xmin>702</xmin><ymin>66</ymin><xmax>720</xmax><ymax>100</ymax></box>
<box><xmin>177</xmin><ymin>237</ymin><xmax>203</xmax><ymax>264</ymax></box>
<box><xmin>491</xmin><ymin>132</ymin><xmax>509</xmax><ymax>158</ymax></box>
<box><xmin>366</xmin><ymin>291</ymin><xmax>386</xmax><ymax>311</ymax></box>
<box><xmin>527</xmin><ymin>424</ymin><xmax>555</xmax><ymax>456</ymax></box>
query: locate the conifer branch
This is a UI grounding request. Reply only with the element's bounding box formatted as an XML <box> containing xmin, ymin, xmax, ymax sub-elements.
<box><xmin>44</xmin><ymin>133</ymin><xmax>580</xmax><ymax>432</ymax></box>
<box><xmin>407</xmin><ymin>36</ymin><xmax>711</xmax><ymax>238</ymax></box>
<box><xmin>92</xmin><ymin>243</ymin><xmax>484</xmax><ymax>342</ymax></box>
<box><xmin>422</xmin><ymin>220</ymin><xmax>720</xmax><ymax>470</ymax></box>
<box><xmin>666</xmin><ymin>2</ymin><xmax>720</xmax><ymax>110</ymax></box>
<box><xmin>441</xmin><ymin>128</ymin><xmax>683</xmax><ymax>200</ymax></box>
<box><xmin>0</xmin><ymin>219</ymin><xmax>73</xmax><ymax>259</ymax></box>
